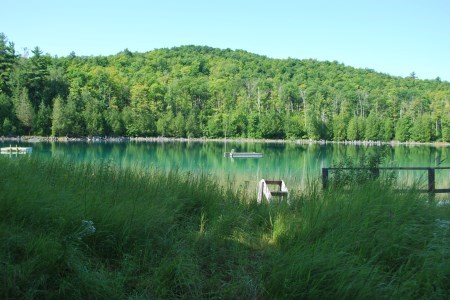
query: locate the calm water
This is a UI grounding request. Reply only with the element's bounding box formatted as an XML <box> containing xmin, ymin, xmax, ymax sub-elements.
<box><xmin>2</xmin><ymin>141</ymin><xmax>450</xmax><ymax>191</ymax></box>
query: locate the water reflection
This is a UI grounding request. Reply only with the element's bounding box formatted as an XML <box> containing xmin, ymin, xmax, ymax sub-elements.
<box><xmin>2</xmin><ymin>141</ymin><xmax>450</xmax><ymax>192</ymax></box>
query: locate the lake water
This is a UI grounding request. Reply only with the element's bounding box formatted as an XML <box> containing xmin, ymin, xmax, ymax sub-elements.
<box><xmin>2</xmin><ymin>141</ymin><xmax>450</xmax><ymax>193</ymax></box>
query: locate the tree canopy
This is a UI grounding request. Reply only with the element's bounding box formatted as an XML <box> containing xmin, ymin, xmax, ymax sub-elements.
<box><xmin>1</xmin><ymin>34</ymin><xmax>450</xmax><ymax>142</ymax></box>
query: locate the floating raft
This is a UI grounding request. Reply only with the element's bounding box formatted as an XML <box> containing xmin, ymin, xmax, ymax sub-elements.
<box><xmin>224</xmin><ymin>150</ymin><xmax>263</xmax><ymax>158</ymax></box>
<box><xmin>1</xmin><ymin>145</ymin><xmax>33</xmax><ymax>154</ymax></box>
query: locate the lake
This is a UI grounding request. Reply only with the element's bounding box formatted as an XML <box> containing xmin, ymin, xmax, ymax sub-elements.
<box><xmin>2</xmin><ymin>140</ymin><xmax>450</xmax><ymax>193</ymax></box>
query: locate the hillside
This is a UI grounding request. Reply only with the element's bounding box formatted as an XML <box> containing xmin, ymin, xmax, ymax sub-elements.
<box><xmin>1</xmin><ymin>34</ymin><xmax>450</xmax><ymax>141</ymax></box>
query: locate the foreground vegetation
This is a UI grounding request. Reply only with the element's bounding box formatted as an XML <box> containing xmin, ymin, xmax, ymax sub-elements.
<box><xmin>1</xmin><ymin>33</ymin><xmax>450</xmax><ymax>142</ymax></box>
<box><xmin>1</xmin><ymin>157</ymin><xmax>449</xmax><ymax>299</ymax></box>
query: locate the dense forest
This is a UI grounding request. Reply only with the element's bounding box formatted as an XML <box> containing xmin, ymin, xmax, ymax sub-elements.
<box><xmin>1</xmin><ymin>33</ymin><xmax>450</xmax><ymax>142</ymax></box>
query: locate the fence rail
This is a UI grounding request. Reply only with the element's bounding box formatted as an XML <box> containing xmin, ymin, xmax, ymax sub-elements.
<box><xmin>321</xmin><ymin>167</ymin><xmax>450</xmax><ymax>193</ymax></box>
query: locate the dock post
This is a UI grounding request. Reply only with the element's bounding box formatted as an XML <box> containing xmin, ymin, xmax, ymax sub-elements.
<box><xmin>322</xmin><ymin>168</ymin><xmax>329</xmax><ymax>190</ymax></box>
<box><xmin>428</xmin><ymin>168</ymin><xmax>435</xmax><ymax>193</ymax></box>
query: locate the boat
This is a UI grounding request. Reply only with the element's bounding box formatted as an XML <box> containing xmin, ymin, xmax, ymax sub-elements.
<box><xmin>1</xmin><ymin>145</ymin><xmax>33</xmax><ymax>154</ymax></box>
<box><xmin>224</xmin><ymin>149</ymin><xmax>263</xmax><ymax>158</ymax></box>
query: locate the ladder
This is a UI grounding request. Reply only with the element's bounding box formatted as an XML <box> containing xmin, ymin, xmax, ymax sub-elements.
<box><xmin>257</xmin><ymin>179</ymin><xmax>289</xmax><ymax>204</ymax></box>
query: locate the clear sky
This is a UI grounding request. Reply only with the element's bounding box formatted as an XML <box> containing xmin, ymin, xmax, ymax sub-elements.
<box><xmin>2</xmin><ymin>0</ymin><xmax>449</xmax><ymax>81</ymax></box>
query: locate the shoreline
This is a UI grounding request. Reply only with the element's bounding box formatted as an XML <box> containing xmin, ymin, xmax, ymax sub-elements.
<box><xmin>1</xmin><ymin>135</ymin><xmax>450</xmax><ymax>147</ymax></box>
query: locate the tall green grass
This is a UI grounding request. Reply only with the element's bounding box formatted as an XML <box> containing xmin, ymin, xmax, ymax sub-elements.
<box><xmin>1</xmin><ymin>156</ymin><xmax>449</xmax><ymax>299</ymax></box>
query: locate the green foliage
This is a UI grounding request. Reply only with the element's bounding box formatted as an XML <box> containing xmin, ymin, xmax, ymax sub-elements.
<box><xmin>14</xmin><ymin>87</ymin><xmax>35</xmax><ymax>134</ymax></box>
<box><xmin>347</xmin><ymin>116</ymin><xmax>361</xmax><ymax>140</ymax></box>
<box><xmin>364</xmin><ymin>112</ymin><xmax>380</xmax><ymax>140</ymax></box>
<box><xmin>395</xmin><ymin>116</ymin><xmax>412</xmax><ymax>142</ymax></box>
<box><xmin>328</xmin><ymin>147</ymin><xmax>392</xmax><ymax>188</ymax></box>
<box><xmin>382</xmin><ymin>118</ymin><xmax>394</xmax><ymax>141</ymax></box>
<box><xmin>0</xmin><ymin>157</ymin><xmax>449</xmax><ymax>298</ymax></box>
<box><xmin>285</xmin><ymin>113</ymin><xmax>307</xmax><ymax>139</ymax></box>
<box><xmin>34</xmin><ymin>101</ymin><xmax>51</xmax><ymax>136</ymax></box>
<box><xmin>411</xmin><ymin>114</ymin><xmax>433</xmax><ymax>142</ymax></box>
<box><xmin>1</xmin><ymin>32</ymin><xmax>450</xmax><ymax>141</ymax></box>
<box><xmin>0</xmin><ymin>33</ymin><xmax>17</xmax><ymax>96</ymax></box>
<box><xmin>331</xmin><ymin>114</ymin><xmax>347</xmax><ymax>141</ymax></box>
<box><xmin>51</xmin><ymin>95</ymin><xmax>65</xmax><ymax>136</ymax></box>
<box><xmin>442</xmin><ymin>115</ymin><xmax>450</xmax><ymax>142</ymax></box>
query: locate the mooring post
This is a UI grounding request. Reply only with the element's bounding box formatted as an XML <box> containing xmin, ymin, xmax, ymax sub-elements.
<box><xmin>322</xmin><ymin>168</ymin><xmax>329</xmax><ymax>190</ymax></box>
<box><xmin>371</xmin><ymin>168</ymin><xmax>380</xmax><ymax>179</ymax></box>
<box><xmin>428</xmin><ymin>168</ymin><xmax>435</xmax><ymax>193</ymax></box>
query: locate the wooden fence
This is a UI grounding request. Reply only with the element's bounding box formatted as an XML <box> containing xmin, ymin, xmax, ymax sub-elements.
<box><xmin>321</xmin><ymin>167</ymin><xmax>450</xmax><ymax>194</ymax></box>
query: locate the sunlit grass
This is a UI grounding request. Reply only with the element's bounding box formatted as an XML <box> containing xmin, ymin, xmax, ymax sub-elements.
<box><xmin>0</xmin><ymin>156</ymin><xmax>449</xmax><ymax>298</ymax></box>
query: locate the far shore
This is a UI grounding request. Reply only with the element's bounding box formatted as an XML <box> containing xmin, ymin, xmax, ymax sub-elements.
<box><xmin>1</xmin><ymin>135</ymin><xmax>450</xmax><ymax>147</ymax></box>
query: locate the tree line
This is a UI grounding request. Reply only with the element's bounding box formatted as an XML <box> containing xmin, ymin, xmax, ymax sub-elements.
<box><xmin>1</xmin><ymin>33</ymin><xmax>450</xmax><ymax>142</ymax></box>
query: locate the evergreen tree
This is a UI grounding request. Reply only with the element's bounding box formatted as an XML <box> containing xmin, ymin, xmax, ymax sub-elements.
<box><xmin>347</xmin><ymin>116</ymin><xmax>359</xmax><ymax>140</ymax></box>
<box><xmin>395</xmin><ymin>116</ymin><xmax>412</xmax><ymax>142</ymax></box>
<box><xmin>411</xmin><ymin>114</ymin><xmax>432</xmax><ymax>142</ymax></box>
<box><xmin>51</xmin><ymin>95</ymin><xmax>65</xmax><ymax>136</ymax></box>
<box><xmin>285</xmin><ymin>113</ymin><xmax>307</xmax><ymax>139</ymax></box>
<box><xmin>331</xmin><ymin>114</ymin><xmax>347</xmax><ymax>141</ymax></box>
<box><xmin>442</xmin><ymin>115</ymin><xmax>450</xmax><ymax>142</ymax></box>
<box><xmin>2</xmin><ymin>118</ymin><xmax>13</xmax><ymax>135</ymax></box>
<box><xmin>35</xmin><ymin>101</ymin><xmax>51</xmax><ymax>136</ymax></box>
<box><xmin>15</xmin><ymin>87</ymin><xmax>35</xmax><ymax>134</ymax></box>
<box><xmin>0</xmin><ymin>33</ymin><xmax>17</xmax><ymax>96</ymax></box>
<box><xmin>382</xmin><ymin>118</ymin><xmax>394</xmax><ymax>141</ymax></box>
<box><xmin>364</xmin><ymin>113</ymin><xmax>380</xmax><ymax>141</ymax></box>
<box><xmin>83</xmin><ymin>91</ymin><xmax>105</xmax><ymax>136</ymax></box>
<box><xmin>185</xmin><ymin>112</ymin><xmax>201</xmax><ymax>138</ymax></box>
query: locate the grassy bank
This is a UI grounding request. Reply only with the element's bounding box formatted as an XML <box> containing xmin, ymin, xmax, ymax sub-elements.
<box><xmin>1</xmin><ymin>157</ymin><xmax>449</xmax><ymax>299</ymax></box>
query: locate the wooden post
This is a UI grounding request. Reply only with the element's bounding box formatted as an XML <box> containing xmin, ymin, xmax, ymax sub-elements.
<box><xmin>322</xmin><ymin>168</ymin><xmax>329</xmax><ymax>190</ymax></box>
<box><xmin>428</xmin><ymin>168</ymin><xmax>435</xmax><ymax>193</ymax></box>
<box><xmin>371</xmin><ymin>168</ymin><xmax>380</xmax><ymax>179</ymax></box>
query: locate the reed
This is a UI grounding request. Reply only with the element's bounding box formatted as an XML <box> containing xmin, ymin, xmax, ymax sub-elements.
<box><xmin>0</xmin><ymin>156</ymin><xmax>449</xmax><ymax>299</ymax></box>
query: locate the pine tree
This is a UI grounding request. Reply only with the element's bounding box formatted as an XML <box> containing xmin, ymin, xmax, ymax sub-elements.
<box><xmin>51</xmin><ymin>96</ymin><xmax>65</xmax><ymax>136</ymax></box>
<box><xmin>15</xmin><ymin>88</ymin><xmax>35</xmax><ymax>134</ymax></box>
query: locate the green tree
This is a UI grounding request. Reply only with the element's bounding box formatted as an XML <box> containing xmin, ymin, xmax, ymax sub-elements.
<box><xmin>347</xmin><ymin>116</ymin><xmax>359</xmax><ymax>140</ymax></box>
<box><xmin>105</xmin><ymin>107</ymin><xmax>125</xmax><ymax>136</ymax></box>
<box><xmin>332</xmin><ymin>114</ymin><xmax>347</xmax><ymax>141</ymax></box>
<box><xmin>259</xmin><ymin>110</ymin><xmax>285</xmax><ymax>139</ymax></box>
<box><xmin>0</xmin><ymin>94</ymin><xmax>14</xmax><ymax>125</ymax></box>
<box><xmin>285</xmin><ymin>113</ymin><xmax>307</xmax><ymax>139</ymax></box>
<box><xmin>442</xmin><ymin>115</ymin><xmax>450</xmax><ymax>142</ymax></box>
<box><xmin>171</xmin><ymin>112</ymin><xmax>186</xmax><ymax>137</ymax></box>
<box><xmin>395</xmin><ymin>116</ymin><xmax>412</xmax><ymax>142</ymax></box>
<box><xmin>156</xmin><ymin>110</ymin><xmax>174</xmax><ymax>137</ymax></box>
<box><xmin>26</xmin><ymin>47</ymin><xmax>51</xmax><ymax>109</ymax></box>
<box><xmin>15</xmin><ymin>88</ymin><xmax>35</xmax><ymax>134</ymax></box>
<box><xmin>83</xmin><ymin>91</ymin><xmax>105</xmax><ymax>136</ymax></box>
<box><xmin>382</xmin><ymin>118</ymin><xmax>394</xmax><ymax>141</ymax></box>
<box><xmin>206</xmin><ymin>113</ymin><xmax>224</xmax><ymax>138</ymax></box>
<box><xmin>2</xmin><ymin>117</ymin><xmax>13</xmax><ymax>135</ymax></box>
<box><xmin>34</xmin><ymin>101</ymin><xmax>51</xmax><ymax>136</ymax></box>
<box><xmin>411</xmin><ymin>114</ymin><xmax>433</xmax><ymax>142</ymax></box>
<box><xmin>364</xmin><ymin>113</ymin><xmax>380</xmax><ymax>141</ymax></box>
<box><xmin>247</xmin><ymin>112</ymin><xmax>261</xmax><ymax>139</ymax></box>
<box><xmin>185</xmin><ymin>112</ymin><xmax>201</xmax><ymax>138</ymax></box>
<box><xmin>0</xmin><ymin>33</ymin><xmax>17</xmax><ymax>95</ymax></box>
<box><xmin>51</xmin><ymin>95</ymin><xmax>65</xmax><ymax>136</ymax></box>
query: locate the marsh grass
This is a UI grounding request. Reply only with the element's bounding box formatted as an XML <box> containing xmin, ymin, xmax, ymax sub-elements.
<box><xmin>0</xmin><ymin>156</ymin><xmax>449</xmax><ymax>299</ymax></box>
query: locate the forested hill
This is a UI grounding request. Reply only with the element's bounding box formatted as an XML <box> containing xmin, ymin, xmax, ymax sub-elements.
<box><xmin>1</xmin><ymin>34</ymin><xmax>450</xmax><ymax>142</ymax></box>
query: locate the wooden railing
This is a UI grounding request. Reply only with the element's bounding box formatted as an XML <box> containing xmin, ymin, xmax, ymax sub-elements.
<box><xmin>322</xmin><ymin>167</ymin><xmax>450</xmax><ymax>193</ymax></box>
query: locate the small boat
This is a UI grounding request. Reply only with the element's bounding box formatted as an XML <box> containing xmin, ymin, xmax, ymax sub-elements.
<box><xmin>224</xmin><ymin>149</ymin><xmax>263</xmax><ymax>158</ymax></box>
<box><xmin>1</xmin><ymin>145</ymin><xmax>33</xmax><ymax>154</ymax></box>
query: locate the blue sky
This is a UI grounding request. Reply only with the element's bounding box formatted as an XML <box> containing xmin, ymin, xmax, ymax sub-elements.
<box><xmin>2</xmin><ymin>0</ymin><xmax>449</xmax><ymax>81</ymax></box>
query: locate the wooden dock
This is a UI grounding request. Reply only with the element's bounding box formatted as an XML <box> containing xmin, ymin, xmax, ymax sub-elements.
<box><xmin>224</xmin><ymin>149</ymin><xmax>263</xmax><ymax>158</ymax></box>
<box><xmin>1</xmin><ymin>145</ymin><xmax>33</xmax><ymax>154</ymax></box>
